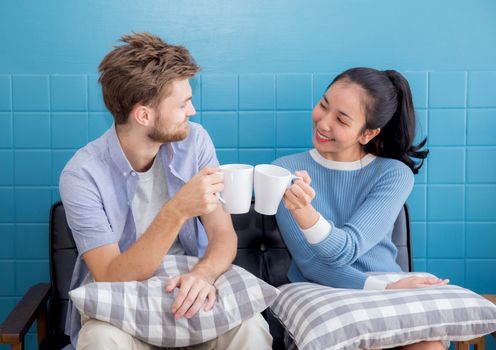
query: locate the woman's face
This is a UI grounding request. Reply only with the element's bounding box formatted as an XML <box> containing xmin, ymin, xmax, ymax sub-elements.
<box><xmin>312</xmin><ymin>80</ymin><xmax>374</xmax><ymax>161</ymax></box>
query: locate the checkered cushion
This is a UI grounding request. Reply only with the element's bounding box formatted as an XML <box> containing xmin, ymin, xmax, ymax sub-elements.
<box><xmin>270</xmin><ymin>282</ymin><xmax>496</xmax><ymax>350</ymax></box>
<box><xmin>69</xmin><ymin>255</ymin><xmax>279</xmax><ymax>347</ymax></box>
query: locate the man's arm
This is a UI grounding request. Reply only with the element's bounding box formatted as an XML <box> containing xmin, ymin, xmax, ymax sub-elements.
<box><xmin>193</xmin><ymin>206</ymin><xmax>237</xmax><ymax>282</ymax></box>
<box><xmin>82</xmin><ymin>200</ymin><xmax>186</xmax><ymax>282</ymax></box>
<box><xmin>79</xmin><ymin>167</ymin><xmax>224</xmax><ymax>283</ymax></box>
<box><xmin>166</xmin><ymin>204</ymin><xmax>237</xmax><ymax>319</ymax></box>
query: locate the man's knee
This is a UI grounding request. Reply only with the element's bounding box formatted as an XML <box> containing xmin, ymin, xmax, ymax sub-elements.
<box><xmin>77</xmin><ymin>319</ymin><xmax>135</xmax><ymax>349</ymax></box>
<box><xmin>239</xmin><ymin>313</ymin><xmax>271</xmax><ymax>335</ymax></box>
<box><xmin>220</xmin><ymin>313</ymin><xmax>272</xmax><ymax>349</ymax></box>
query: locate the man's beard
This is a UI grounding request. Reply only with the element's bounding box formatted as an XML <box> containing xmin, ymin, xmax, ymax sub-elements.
<box><xmin>147</xmin><ymin>118</ymin><xmax>190</xmax><ymax>143</ymax></box>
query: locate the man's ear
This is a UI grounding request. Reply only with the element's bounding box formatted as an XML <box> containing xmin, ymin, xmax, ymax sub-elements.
<box><xmin>359</xmin><ymin>128</ymin><xmax>381</xmax><ymax>145</ymax></box>
<box><xmin>130</xmin><ymin>104</ymin><xmax>153</xmax><ymax>126</ymax></box>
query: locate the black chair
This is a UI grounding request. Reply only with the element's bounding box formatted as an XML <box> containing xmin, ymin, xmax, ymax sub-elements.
<box><xmin>0</xmin><ymin>202</ymin><xmax>412</xmax><ymax>350</ymax></box>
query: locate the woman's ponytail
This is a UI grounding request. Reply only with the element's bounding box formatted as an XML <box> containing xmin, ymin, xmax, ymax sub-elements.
<box><xmin>380</xmin><ymin>70</ymin><xmax>428</xmax><ymax>174</ymax></box>
<box><xmin>333</xmin><ymin>68</ymin><xmax>428</xmax><ymax>174</ymax></box>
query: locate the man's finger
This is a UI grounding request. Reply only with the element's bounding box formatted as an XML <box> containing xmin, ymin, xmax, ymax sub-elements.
<box><xmin>171</xmin><ymin>278</ymin><xmax>193</xmax><ymax>313</ymax></box>
<box><xmin>165</xmin><ymin>276</ymin><xmax>180</xmax><ymax>293</ymax></box>
<box><xmin>199</xmin><ymin>166</ymin><xmax>220</xmax><ymax>175</ymax></box>
<box><xmin>175</xmin><ymin>284</ymin><xmax>202</xmax><ymax>319</ymax></box>
<box><xmin>185</xmin><ymin>289</ymin><xmax>210</xmax><ymax>319</ymax></box>
<box><xmin>204</xmin><ymin>288</ymin><xmax>217</xmax><ymax>311</ymax></box>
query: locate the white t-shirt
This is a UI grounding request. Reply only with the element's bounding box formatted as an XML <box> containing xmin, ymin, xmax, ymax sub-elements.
<box><xmin>132</xmin><ymin>153</ymin><xmax>185</xmax><ymax>255</ymax></box>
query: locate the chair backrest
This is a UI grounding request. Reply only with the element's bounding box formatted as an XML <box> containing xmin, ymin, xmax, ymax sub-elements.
<box><xmin>47</xmin><ymin>201</ymin><xmax>411</xmax><ymax>344</ymax></box>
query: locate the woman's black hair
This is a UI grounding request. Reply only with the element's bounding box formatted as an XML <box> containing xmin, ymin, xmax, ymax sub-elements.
<box><xmin>330</xmin><ymin>67</ymin><xmax>428</xmax><ymax>174</ymax></box>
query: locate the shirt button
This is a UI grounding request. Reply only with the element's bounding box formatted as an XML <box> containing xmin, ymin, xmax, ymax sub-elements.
<box><xmin>123</xmin><ymin>172</ymin><xmax>127</xmax><ymax>176</ymax></box>
<box><xmin>130</xmin><ymin>171</ymin><xmax>137</xmax><ymax>176</ymax></box>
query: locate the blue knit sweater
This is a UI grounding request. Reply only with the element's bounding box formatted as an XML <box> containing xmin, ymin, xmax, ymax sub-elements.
<box><xmin>273</xmin><ymin>149</ymin><xmax>414</xmax><ymax>289</ymax></box>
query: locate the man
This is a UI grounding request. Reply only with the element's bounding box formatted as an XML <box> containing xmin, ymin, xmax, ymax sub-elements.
<box><xmin>59</xmin><ymin>32</ymin><xmax>272</xmax><ymax>349</ymax></box>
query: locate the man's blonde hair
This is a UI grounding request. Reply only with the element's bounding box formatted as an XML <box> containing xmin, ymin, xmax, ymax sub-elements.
<box><xmin>98</xmin><ymin>32</ymin><xmax>200</xmax><ymax>124</ymax></box>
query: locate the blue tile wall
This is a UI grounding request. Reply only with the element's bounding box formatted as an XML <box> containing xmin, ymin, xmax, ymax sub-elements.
<box><xmin>0</xmin><ymin>151</ymin><xmax>13</xmax><ymax>186</ymax></box>
<box><xmin>313</xmin><ymin>73</ymin><xmax>338</xmax><ymax>105</ymax></box>
<box><xmin>0</xmin><ymin>76</ymin><xmax>11</xmax><ymax>111</ymax></box>
<box><xmin>403</xmin><ymin>71</ymin><xmax>428</xmax><ymax>109</ymax></box>
<box><xmin>51</xmin><ymin>112</ymin><xmax>88</xmax><ymax>148</ymax></box>
<box><xmin>0</xmin><ymin>3</ymin><xmax>495</xmax><ymax>347</ymax></box>
<box><xmin>13</xmin><ymin>112</ymin><xmax>50</xmax><ymax>148</ymax></box>
<box><xmin>50</xmin><ymin>75</ymin><xmax>87</xmax><ymax>111</ymax></box>
<box><xmin>276</xmin><ymin>74</ymin><xmax>312</xmax><ymax>110</ymax></box>
<box><xmin>1</xmin><ymin>69</ymin><xmax>496</xmax><ymax>331</ymax></box>
<box><xmin>14</xmin><ymin>150</ymin><xmax>51</xmax><ymax>186</ymax></box>
<box><xmin>427</xmin><ymin>259</ymin><xmax>465</xmax><ymax>286</ymax></box>
<box><xmin>468</xmin><ymin>71</ymin><xmax>496</xmax><ymax>107</ymax></box>
<box><xmin>239</xmin><ymin>74</ymin><xmax>275</xmax><ymax>110</ymax></box>
<box><xmin>88</xmin><ymin>74</ymin><xmax>106</xmax><ymax>111</ymax></box>
<box><xmin>410</xmin><ymin>222</ymin><xmax>426</xmax><ymax>259</ymax></box>
<box><xmin>239</xmin><ymin>112</ymin><xmax>275</xmax><ymax>147</ymax></box>
<box><xmin>12</xmin><ymin>75</ymin><xmax>50</xmax><ymax>111</ymax></box>
<box><xmin>276</xmin><ymin>111</ymin><xmax>313</xmax><ymax>147</ymax></box>
<box><xmin>201</xmin><ymin>74</ymin><xmax>238</xmax><ymax>111</ymax></box>
<box><xmin>0</xmin><ymin>225</ymin><xmax>15</xmax><ymax>259</ymax></box>
<box><xmin>467</xmin><ymin>109</ymin><xmax>496</xmax><ymax>145</ymax></box>
<box><xmin>427</xmin><ymin>223</ymin><xmax>465</xmax><ymax>258</ymax></box>
<box><xmin>428</xmin><ymin>185</ymin><xmax>464</xmax><ymax>221</ymax></box>
<box><xmin>428</xmin><ymin>109</ymin><xmax>465</xmax><ymax>146</ymax></box>
<box><xmin>428</xmin><ymin>147</ymin><xmax>465</xmax><ymax>183</ymax></box>
<box><xmin>0</xmin><ymin>113</ymin><xmax>13</xmax><ymax>148</ymax></box>
<box><xmin>429</xmin><ymin>72</ymin><xmax>467</xmax><ymax>108</ymax></box>
<box><xmin>466</xmin><ymin>223</ymin><xmax>496</xmax><ymax>258</ymax></box>
<box><xmin>202</xmin><ymin>112</ymin><xmax>238</xmax><ymax>147</ymax></box>
<box><xmin>466</xmin><ymin>185</ymin><xmax>496</xmax><ymax>221</ymax></box>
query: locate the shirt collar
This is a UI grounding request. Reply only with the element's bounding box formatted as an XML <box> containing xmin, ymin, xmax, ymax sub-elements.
<box><xmin>106</xmin><ymin>124</ymin><xmax>190</xmax><ymax>184</ymax></box>
<box><xmin>106</xmin><ymin>124</ymin><xmax>135</xmax><ymax>177</ymax></box>
<box><xmin>309</xmin><ymin>148</ymin><xmax>376</xmax><ymax>170</ymax></box>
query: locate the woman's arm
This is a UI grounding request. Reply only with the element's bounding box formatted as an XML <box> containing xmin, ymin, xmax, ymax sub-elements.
<box><xmin>283</xmin><ymin>167</ymin><xmax>414</xmax><ymax>268</ymax></box>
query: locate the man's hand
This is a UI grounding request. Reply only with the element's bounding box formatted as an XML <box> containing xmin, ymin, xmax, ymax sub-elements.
<box><xmin>165</xmin><ymin>272</ymin><xmax>217</xmax><ymax>320</ymax></box>
<box><xmin>283</xmin><ymin>170</ymin><xmax>316</xmax><ymax>211</ymax></box>
<box><xmin>386</xmin><ymin>276</ymin><xmax>449</xmax><ymax>289</ymax></box>
<box><xmin>168</xmin><ymin>167</ymin><xmax>224</xmax><ymax>220</ymax></box>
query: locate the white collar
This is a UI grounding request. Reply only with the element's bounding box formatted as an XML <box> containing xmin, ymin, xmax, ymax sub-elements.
<box><xmin>309</xmin><ymin>149</ymin><xmax>377</xmax><ymax>170</ymax></box>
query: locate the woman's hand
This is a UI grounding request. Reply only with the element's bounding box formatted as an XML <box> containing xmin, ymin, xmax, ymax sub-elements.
<box><xmin>386</xmin><ymin>276</ymin><xmax>449</xmax><ymax>290</ymax></box>
<box><xmin>283</xmin><ymin>170</ymin><xmax>316</xmax><ymax>211</ymax></box>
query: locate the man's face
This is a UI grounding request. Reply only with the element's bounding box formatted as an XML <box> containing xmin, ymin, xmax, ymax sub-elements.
<box><xmin>147</xmin><ymin>78</ymin><xmax>196</xmax><ymax>143</ymax></box>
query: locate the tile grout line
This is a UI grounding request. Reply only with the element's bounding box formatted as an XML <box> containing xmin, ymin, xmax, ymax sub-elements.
<box><xmin>464</xmin><ymin>70</ymin><xmax>469</xmax><ymax>286</ymax></box>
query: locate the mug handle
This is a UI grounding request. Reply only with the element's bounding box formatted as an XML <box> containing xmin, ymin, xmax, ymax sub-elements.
<box><xmin>214</xmin><ymin>171</ymin><xmax>226</xmax><ymax>203</ymax></box>
<box><xmin>215</xmin><ymin>192</ymin><xmax>226</xmax><ymax>204</ymax></box>
<box><xmin>287</xmin><ymin>175</ymin><xmax>303</xmax><ymax>188</ymax></box>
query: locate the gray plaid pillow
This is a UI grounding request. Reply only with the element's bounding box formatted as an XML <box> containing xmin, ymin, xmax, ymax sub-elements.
<box><xmin>270</xmin><ymin>282</ymin><xmax>496</xmax><ymax>350</ymax></box>
<box><xmin>69</xmin><ymin>255</ymin><xmax>279</xmax><ymax>347</ymax></box>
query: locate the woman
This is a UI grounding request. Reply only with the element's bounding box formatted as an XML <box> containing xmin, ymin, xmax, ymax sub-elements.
<box><xmin>274</xmin><ymin>67</ymin><xmax>448</xmax><ymax>350</ymax></box>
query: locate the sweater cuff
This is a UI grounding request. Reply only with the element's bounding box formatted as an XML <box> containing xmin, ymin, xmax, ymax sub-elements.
<box><xmin>363</xmin><ymin>276</ymin><xmax>389</xmax><ymax>290</ymax></box>
<box><xmin>300</xmin><ymin>214</ymin><xmax>332</xmax><ymax>244</ymax></box>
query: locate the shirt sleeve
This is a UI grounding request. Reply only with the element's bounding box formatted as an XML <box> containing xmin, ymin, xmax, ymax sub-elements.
<box><xmin>276</xmin><ymin>202</ymin><xmax>370</xmax><ymax>289</ymax></box>
<box><xmin>195</xmin><ymin>123</ymin><xmax>220</xmax><ymax>169</ymax></box>
<box><xmin>307</xmin><ymin>166</ymin><xmax>414</xmax><ymax>267</ymax></box>
<box><xmin>300</xmin><ymin>214</ymin><xmax>332</xmax><ymax>244</ymax></box>
<box><xmin>59</xmin><ymin>170</ymin><xmax>120</xmax><ymax>255</ymax></box>
<box><xmin>363</xmin><ymin>276</ymin><xmax>389</xmax><ymax>290</ymax></box>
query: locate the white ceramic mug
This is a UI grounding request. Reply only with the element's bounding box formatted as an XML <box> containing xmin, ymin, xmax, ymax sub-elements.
<box><xmin>218</xmin><ymin>164</ymin><xmax>254</xmax><ymax>214</ymax></box>
<box><xmin>254</xmin><ymin>164</ymin><xmax>301</xmax><ymax>215</ymax></box>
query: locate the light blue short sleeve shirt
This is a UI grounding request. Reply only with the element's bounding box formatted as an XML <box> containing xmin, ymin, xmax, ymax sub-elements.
<box><xmin>59</xmin><ymin>122</ymin><xmax>219</xmax><ymax>349</ymax></box>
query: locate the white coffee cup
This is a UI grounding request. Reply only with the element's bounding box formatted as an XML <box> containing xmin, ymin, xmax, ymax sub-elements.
<box><xmin>218</xmin><ymin>164</ymin><xmax>254</xmax><ymax>214</ymax></box>
<box><xmin>254</xmin><ymin>164</ymin><xmax>301</xmax><ymax>215</ymax></box>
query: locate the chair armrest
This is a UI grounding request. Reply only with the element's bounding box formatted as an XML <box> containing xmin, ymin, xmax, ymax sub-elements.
<box><xmin>0</xmin><ymin>283</ymin><xmax>51</xmax><ymax>345</ymax></box>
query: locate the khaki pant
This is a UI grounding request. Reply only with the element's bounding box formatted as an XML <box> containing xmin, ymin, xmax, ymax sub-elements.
<box><xmin>77</xmin><ymin>313</ymin><xmax>272</xmax><ymax>350</ymax></box>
